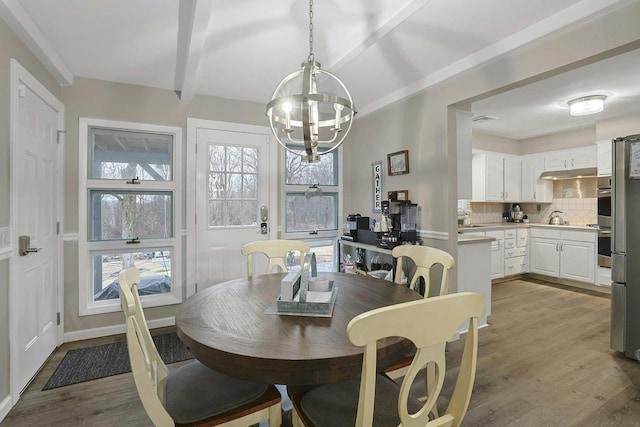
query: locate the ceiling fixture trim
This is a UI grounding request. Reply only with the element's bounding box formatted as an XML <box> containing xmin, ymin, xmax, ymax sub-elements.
<box><xmin>567</xmin><ymin>95</ymin><xmax>607</xmax><ymax>116</ymax></box>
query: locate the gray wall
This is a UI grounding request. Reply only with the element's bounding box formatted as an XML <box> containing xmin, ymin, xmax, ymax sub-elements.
<box><xmin>1</xmin><ymin>16</ymin><xmax>61</xmax><ymax>413</ymax></box>
<box><xmin>60</xmin><ymin>77</ymin><xmax>268</xmax><ymax>333</ymax></box>
<box><xmin>344</xmin><ymin>1</ymin><xmax>640</xmax><ymax>292</ymax></box>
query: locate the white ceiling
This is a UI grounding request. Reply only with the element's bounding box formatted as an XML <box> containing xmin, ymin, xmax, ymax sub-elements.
<box><xmin>3</xmin><ymin>0</ymin><xmax>639</xmax><ymax>140</ymax></box>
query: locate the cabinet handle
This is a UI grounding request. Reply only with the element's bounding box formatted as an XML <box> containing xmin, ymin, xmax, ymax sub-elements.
<box><xmin>555</xmin><ymin>242</ymin><xmax>559</xmax><ymax>252</ymax></box>
<box><xmin>564</xmin><ymin>160</ymin><xmax>567</xmax><ymax>168</ymax></box>
<box><xmin>559</xmin><ymin>242</ymin><xmax>563</xmax><ymax>252</ymax></box>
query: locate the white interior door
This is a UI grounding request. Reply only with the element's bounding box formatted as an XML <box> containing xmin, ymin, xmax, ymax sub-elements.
<box><xmin>193</xmin><ymin>121</ymin><xmax>276</xmax><ymax>292</ymax></box>
<box><xmin>10</xmin><ymin>59</ymin><xmax>63</xmax><ymax>395</ymax></box>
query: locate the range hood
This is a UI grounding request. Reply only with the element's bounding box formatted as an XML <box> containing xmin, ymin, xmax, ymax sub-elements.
<box><xmin>539</xmin><ymin>167</ymin><xmax>598</xmax><ymax>180</ymax></box>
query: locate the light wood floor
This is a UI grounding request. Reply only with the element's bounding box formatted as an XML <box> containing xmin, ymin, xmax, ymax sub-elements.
<box><xmin>2</xmin><ymin>278</ymin><xmax>640</xmax><ymax>426</ymax></box>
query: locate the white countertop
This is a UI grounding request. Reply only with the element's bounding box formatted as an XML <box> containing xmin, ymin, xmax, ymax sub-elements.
<box><xmin>458</xmin><ymin>222</ymin><xmax>597</xmax><ymax>232</ymax></box>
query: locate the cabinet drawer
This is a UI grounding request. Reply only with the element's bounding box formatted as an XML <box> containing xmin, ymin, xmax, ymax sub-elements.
<box><xmin>504</xmin><ymin>229</ymin><xmax>516</xmax><ymax>239</ymax></box>
<box><xmin>517</xmin><ymin>235</ymin><xmax>528</xmax><ymax>247</ymax></box>
<box><xmin>504</xmin><ymin>238</ymin><xmax>516</xmax><ymax>250</ymax></box>
<box><xmin>505</xmin><ymin>247</ymin><xmax>526</xmax><ymax>258</ymax></box>
<box><xmin>530</xmin><ymin>227</ymin><xmax>560</xmax><ymax>239</ymax></box>
<box><xmin>516</xmin><ymin>229</ymin><xmax>528</xmax><ymax>246</ymax></box>
<box><xmin>559</xmin><ymin>229</ymin><xmax>596</xmax><ymax>243</ymax></box>
<box><xmin>505</xmin><ymin>256</ymin><xmax>527</xmax><ymax>275</ymax></box>
<box><xmin>485</xmin><ymin>230</ymin><xmax>504</xmax><ymax>240</ymax></box>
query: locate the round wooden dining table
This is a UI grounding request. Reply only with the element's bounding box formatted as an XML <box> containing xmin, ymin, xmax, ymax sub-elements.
<box><xmin>175</xmin><ymin>271</ymin><xmax>421</xmax><ymax>386</ymax></box>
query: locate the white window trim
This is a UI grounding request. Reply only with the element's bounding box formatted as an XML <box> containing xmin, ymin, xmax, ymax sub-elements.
<box><xmin>281</xmin><ymin>147</ymin><xmax>344</xmax><ymax>241</ymax></box>
<box><xmin>78</xmin><ymin>118</ymin><xmax>182</xmax><ymax>316</ymax></box>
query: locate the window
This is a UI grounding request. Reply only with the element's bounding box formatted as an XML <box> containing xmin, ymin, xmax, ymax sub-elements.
<box><xmin>283</xmin><ymin>149</ymin><xmax>340</xmax><ymax>235</ymax></box>
<box><xmin>208</xmin><ymin>144</ymin><xmax>258</xmax><ymax>227</ymax></box>
<box><xmin>78</xmin><ymin>119</ymin><xmax>182</xmax><ymax>315</ymax></box>
<box><xmin>283</xmin><ymin>148</ymin><xmax>342</xmax><ymax>272</ymax></box>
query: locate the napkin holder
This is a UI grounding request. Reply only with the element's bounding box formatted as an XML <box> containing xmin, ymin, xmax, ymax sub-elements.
<box><xmin>276</xmin><ymin>252</ymin><xmax>337</xmax><ymax>317</ymax></box>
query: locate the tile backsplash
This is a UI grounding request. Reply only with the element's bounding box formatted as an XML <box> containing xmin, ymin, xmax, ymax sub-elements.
<box><xmin>465</xmin><ymin>177</ymin><xmax>597</xmax><ymax>226</ymax></box>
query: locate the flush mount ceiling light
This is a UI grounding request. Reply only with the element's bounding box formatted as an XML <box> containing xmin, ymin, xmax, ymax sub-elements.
<box><xmin>266</xmin><ymin>0</ymin><xmax>356</xmax><ymax>163</ymax></box>
<box><xmin>568</xmin><ymin>95</ymin><xmax>607</xmax><ymax>116</ymax></box>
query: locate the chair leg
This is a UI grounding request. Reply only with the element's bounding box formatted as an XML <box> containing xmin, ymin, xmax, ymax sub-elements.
<box><xmin>269</xmin><ymin>404</ymin><xmax>282</xmax><ymax>426</ymax></box>
<box><xmin>426</xmin><ymin>361</ymin><xmax>439</xmax><ymax>418</ymax></box>
<box><xmin>292</xmin><ymin>407</ymin><xmax>303</xmax><ymax>427</ymax></box>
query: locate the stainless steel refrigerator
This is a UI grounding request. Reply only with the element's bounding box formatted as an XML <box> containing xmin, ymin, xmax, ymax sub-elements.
<box><xmin>611</xmin><ymin>134</ymin><xmax>640</xmax><ymax>361</ymax></box>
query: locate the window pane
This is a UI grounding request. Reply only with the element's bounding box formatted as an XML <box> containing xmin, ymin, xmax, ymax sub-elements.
<box><xmin>89</xmin><ymin>190</ymin><xmax>173</xmax><ymax>240</ymax></box>
<box><xmin>310</xmin><ymin>244</ymin><xmax>335</xmax><ymax>272</ymax></box>
<box><xmin>92</xmin><ymin>250</ymin><xmax>172</xmax><ymax>301</ymax></box>
<box><xmin>285</xmin><ymin>150</ymin><xmax>337</xmax><ymax>185</ymax></box>
<box><xmin>88</xmin><ymin>126</ymin><xmax>173</xmax><ymax>180</ymax></box>
<box><xmin>285</xmin><ymin>193</ymin><xmax>338</xmax><ymax>232</ymax></box>
<box><xmin>208</xmin><ymin>143</ymin><xmax>259</xmax><ymax>227</ymax></box>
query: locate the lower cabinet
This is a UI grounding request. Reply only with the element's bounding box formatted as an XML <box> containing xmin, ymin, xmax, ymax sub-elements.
<box><xmin>485</xmin><ymin>230</ymin><xmax>504</xmax><ymax>279</ymax></box>
<box><xmin>529</xmin><ymin>228</ymin><xmax>596</xmax><ymax>283</ymax></box>
<box><xmin>504</xmin><ymin>228</ymin><xmax>527</xmax><ymax>276</ymax></box>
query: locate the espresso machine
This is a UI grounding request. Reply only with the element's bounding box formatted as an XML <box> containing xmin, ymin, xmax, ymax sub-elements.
<box><xmin>378</xmin><ymin>199</ymin><xmax>420</xmax><ymax>248</ymax></box>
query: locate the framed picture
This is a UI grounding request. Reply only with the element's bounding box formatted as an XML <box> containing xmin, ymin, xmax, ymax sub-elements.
<box><xmin>387</xmin><ymin>190</ymin><xmax>408</xmax><ymax>201</ymax></box>
<box><xmin>387</xmin><ymin>150</ymin><xmax>409</xmax><ymax>176</ymax></box>
<box><xmin>372</xmin><ymin>161</ymin><xmax>383</xmax><ymax>212</ymax></box>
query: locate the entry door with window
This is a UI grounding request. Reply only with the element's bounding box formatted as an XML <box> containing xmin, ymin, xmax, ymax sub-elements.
<box><xmin>192</xmin><ymin>121</ymin><xmax>276</xmax><ymax>292</ymax></box>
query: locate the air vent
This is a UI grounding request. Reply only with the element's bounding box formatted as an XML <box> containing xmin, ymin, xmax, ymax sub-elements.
<box><xmin>472</xmin><ymin>115</ymin><xmax>498</xmax><ymax>122</ymax></box>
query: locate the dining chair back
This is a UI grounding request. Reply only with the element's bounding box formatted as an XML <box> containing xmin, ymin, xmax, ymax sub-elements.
<box><xmin>241</xmin><ymin>239</ymin><xmax>311</xmax><ymax>279</ymax></box>
<box><xmin>392</xmin><ymin>245</ymin><xmax>455</xmax><ymax>297</ymax></box>
<box><xmin>119</xmin><ymin>267</ymin><xmax>282</xmax><ymax>427</ymax></box>
<box><xmin>291</xmin><ymin>292</ymin><xmax>485</xmax><ymax>427</ymax></box>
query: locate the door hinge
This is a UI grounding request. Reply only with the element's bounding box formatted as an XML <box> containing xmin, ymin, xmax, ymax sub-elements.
<box><xmin>195</xmin><ymin>213</ymin><xmax>197</xmax><ymax>224</ymax></box>
<box><xmin>56</xmin><ymin>221</ymin><xmax>60</xmax><ymax>235</ymax></box>
<box><xmin>57</xmin><ymin>312</ymin><xmax>61</xmax><ymax>325</ymax></box>
<box><xmin>57</xmin><ymin>130</ymin><xmax>66</xmax><ymax>144</ymax></box>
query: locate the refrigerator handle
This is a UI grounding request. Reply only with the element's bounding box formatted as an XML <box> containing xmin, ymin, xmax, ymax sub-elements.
<box><xmin>611</xmin><ymin>252</ymin><xmax>626</xmax><ymax>284</ymax></box>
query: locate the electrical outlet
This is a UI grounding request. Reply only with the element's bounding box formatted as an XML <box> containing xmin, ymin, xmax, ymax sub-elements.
<box><xmin>0</xmin><ymin>227</ymin><xmax>9</xmax><ymax>248</ymax></box>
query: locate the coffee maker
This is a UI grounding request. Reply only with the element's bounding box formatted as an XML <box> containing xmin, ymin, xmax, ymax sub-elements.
<box><xmin>342</xmin><ymin>214</ymin><xmax>369</xmax><ymax>241</ymax></box>
<box><xmin>379</xmin><ymin>198</ymin><xmax>419</xmax><ymax>248</ymax></box>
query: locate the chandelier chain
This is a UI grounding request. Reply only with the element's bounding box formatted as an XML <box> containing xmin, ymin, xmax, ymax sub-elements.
<box><xmin>308</xmin><ymin>0</ymin><xmax>314</xmax><ymax>62</ymax></box>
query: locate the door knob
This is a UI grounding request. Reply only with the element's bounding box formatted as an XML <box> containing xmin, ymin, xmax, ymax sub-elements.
<box><xmin>19</xmin><ymin>235</ymin><xmax>41</xmax><ymax>256</ymax></box>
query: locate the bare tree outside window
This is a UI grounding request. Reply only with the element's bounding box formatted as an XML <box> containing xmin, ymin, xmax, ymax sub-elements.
<box><xmin>208</xmin><ymin>144</ymin><xmax>259</xmax><ymax>227</ymax></box>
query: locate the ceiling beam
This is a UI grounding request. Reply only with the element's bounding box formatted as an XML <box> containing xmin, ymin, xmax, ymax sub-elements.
<box><xmin>328</xmin><ymin>0</ymin><xmax>433</xmax><ymax>72</ymax></box>
<box><xmin>174</xmin><ymin>0</ymin><xmax>213</xmax><ymax>102</ymax></box>
<box><xmin>0</xmin><ymin>0</ymin><xmax>72</xmax><ymax>85</ymax></box>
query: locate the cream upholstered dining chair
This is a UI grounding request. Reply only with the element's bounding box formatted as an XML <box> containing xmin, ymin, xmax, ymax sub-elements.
<box><xmin>241</xmin><ymin>239</ymin><xmax>311</xmax><ymax>279</ymax></box>
<box><xmin>290</xmin><ymin>292</ymin><xmax>485</xmax><ymax>427</ymax></box>
<box><xmin>392</xmin><ymin>245</ymin><xmax>455</xmax><ymax>297</ymax></box>
<box><xmin>119</xmin><ymin>267</ymin><xmax>282</xmax><ymax>427</ymax></box>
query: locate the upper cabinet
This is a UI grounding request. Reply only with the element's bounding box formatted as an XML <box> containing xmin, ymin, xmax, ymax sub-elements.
<box><xmin>544</xmin><ymin>146</ymin><xmax>597</xmax><ymax>171</ymax></box>
<box><xmin>596</xmin><ymin>140</ymin><xmax>612</xmax><ymax>176</ymax></box>
<box><xmin>457</xmin><ymin>110</ymin><xmax>473</xmax><ymax>199</ymax></box>
<box><xmin>472</xmin><ymin>152</ymin><xmax>521</xmax><ymax>202</ymax></box>
<box><xmin>521</xmin><ymin>154</ymin><xmax>552</xmax><ymax>203</ymax></box>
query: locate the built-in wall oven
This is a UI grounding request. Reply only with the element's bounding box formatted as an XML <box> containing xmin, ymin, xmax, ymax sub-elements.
<box><xmin>596</xmin><ymin>176</ymin><xmax>612</xmax><ymax>268</ymax></box>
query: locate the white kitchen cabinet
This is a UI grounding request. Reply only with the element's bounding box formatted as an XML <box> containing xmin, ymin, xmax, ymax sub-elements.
<box><xmin>472</xmin><ymin>152</ymin><xmax>521</xmax><ymax>202</ymax></box>
<box><xmin>485</xmin><ymin>230</ymin><xmax>504</xmax><ymax>279</ymax></box>
<box><xmin>544</xmin><ymin>145</ymin><xmax>597</xmax><ymax>171</ymax></box>
<box><xmin>457</xmin><ymin>110</ymin><xmax>473</xmax><ymax>199</ymax></box>
<box><xmin>529</xmin><ymin>227</ymin><xmax>596</xmax><ymax>283</ymax></box>
<box><xmin>521</xmin><ymin>154</ymin><xmax>552</xmax><ymax>202</ymax></box>
<box><xmin>504</xmin><ymin>228</ymin><xmax>527</xmax><ymax>276</ymax></box>
<box><xmin>596</xmin><ymin>140</ymin><xmax>612</xmax><ymax>176</ymax></box>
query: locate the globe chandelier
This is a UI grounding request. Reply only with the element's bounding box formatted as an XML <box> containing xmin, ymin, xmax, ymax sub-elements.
<box><xmin>266</xmin><ymin>0</ymin><xmax>357</xmax><ymax>163</ymax></box>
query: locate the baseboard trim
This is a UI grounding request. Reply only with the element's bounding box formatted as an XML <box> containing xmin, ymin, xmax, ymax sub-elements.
<box><xmin>63</xmin><ymin>316</ymin><xmax>175</xmax><ymax>342</ymax></box>
<box><xmin>0</xmin><ymin>394</ymin><xmax>13</xmax><ymax>424</ymax></box>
